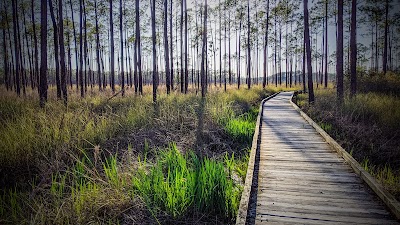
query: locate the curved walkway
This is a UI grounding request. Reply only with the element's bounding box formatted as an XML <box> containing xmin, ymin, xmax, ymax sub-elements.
<box><xmin>254</xmin><ymin>92</ymin><xmax>398</xmax><ymax>224</ymax></box>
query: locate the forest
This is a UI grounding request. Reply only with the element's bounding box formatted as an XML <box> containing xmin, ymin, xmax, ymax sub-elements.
<box><xmin>0</xmin><ymin>0</ymin><xmax>399</xmax><ymax>224</ymax></box>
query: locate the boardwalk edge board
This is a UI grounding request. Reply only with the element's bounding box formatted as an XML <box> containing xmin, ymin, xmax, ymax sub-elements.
<box><xmin>236</xmin><ymin>92</ymin><xmax>280</xmax><ymax>225</ymax></box>
<box><xmin>289</xmin><ymin>92</ymin><xmax>400</xmax><ymax>221</ymax></box>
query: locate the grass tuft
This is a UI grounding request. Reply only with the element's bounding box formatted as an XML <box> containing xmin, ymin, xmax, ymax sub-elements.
<box><xmin>133</xmin><ymin>144</ymin><xmax>241</xmax><ymax>221</ymax></box>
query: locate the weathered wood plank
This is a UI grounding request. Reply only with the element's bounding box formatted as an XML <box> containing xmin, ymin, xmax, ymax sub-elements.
<box><xmin>249</xmin><ymin>92</ymin><xmax>399</xmax><ymax>224</ymax></box>
<box><xmin>256</xmin><ymin>211</ymin><xmax>398</xmax><ymax>224</ymax></box>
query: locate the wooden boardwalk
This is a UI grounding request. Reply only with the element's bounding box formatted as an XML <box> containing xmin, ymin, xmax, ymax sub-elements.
<box><xmin>254</xmin><ymin>92</ymin><xmax>398</xmax><ymax>224</ymax></box>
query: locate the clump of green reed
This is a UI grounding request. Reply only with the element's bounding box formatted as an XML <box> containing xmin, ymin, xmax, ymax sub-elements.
<box><xmin>0</xmin><ymin>189</ymin><xmax>22</xmax><ymax>223</ymax></box>
<box><xmin>132</xmin><ymin>144</ymin><xmax>241</xmax><ymax>221</ymax></box>
<box><xmin>224</xmin><ymin>108</ymin><xmax>258</xmax><ymax>144</ymax></box>
<box><xmin>103</xmin><ymin>154</ymin><xmax>125</xmax><ymax>188</ymax></box>
<box><xmin>361</xmin><ymin>158</ymin><xmax>400</xmax><ymax>197</ymax></box>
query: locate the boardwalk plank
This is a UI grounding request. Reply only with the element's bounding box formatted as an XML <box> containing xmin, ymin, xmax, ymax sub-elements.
<box><xmin>253</xmin><ymin>92</ymin><xmax>398</xmax><ymax>225</ymax></box>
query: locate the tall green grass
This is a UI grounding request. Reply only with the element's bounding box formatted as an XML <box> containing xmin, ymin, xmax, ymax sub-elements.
<box><xmin>133</xmin><ymin>144</ymin><xmax>241</xmax><ymax>221</ymax></box>
<box><xmin>0</xmin><ymin>85</ymin><xmax>275</xmax><ymax>224</ymax></box>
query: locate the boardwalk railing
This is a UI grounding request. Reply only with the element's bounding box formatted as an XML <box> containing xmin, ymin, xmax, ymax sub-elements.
<box><xmin>236</xmin><ymin>92</ymin><xmax>279</xmax><ymax>225</ymax></box>
<box><xmin>289</xmin><ymin>93</ymin><xmax>400</xmax><ymax>220</ymax></box>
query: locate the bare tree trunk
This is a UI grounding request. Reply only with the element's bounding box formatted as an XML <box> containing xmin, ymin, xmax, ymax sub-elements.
<box><xmin>3</xmin><ymin>15</ymin><xmax>8</xmax><ymax>90</ymax></box>
<box><xmin>49</xmin><ymin>0</ymin><xmax>61</xmax><ymax>99</ymax></box>
<box><xmin>16</xmin><ymin>2</ymin><xmax>26</xmax><ymax>95</ymax></box>
<box><xmin>58</xmin><ymin>0</ymin><xmax>68</xmax><ymax>104</ymax></box>
<box><xmin>66</xmin><ymin>10</ymin><xmax>73</xmax><ymax>89</ymax></box>
<box><xmin>200</xmin><ymin>0</ymin><xmax>207</xmax><ymax>97</ymax></box>
<box><xmin>151</xmin><ymin>0</ymin><xmax>157</xmax><ymax>103</ymax></box>
<box><xmin>110</xmin><ymin>0</ymin><xmax>115</xmax><ymax>93</ymax></box>
<box><xmin>219</xmin><ymin>0</ymin><xmax>222</xmax><ymax>87</ymax></box>
<box><xmin>180</xmin><ymin>0</ymin><xmax>184</xmax><ymax>93</ymax></box>
<box><xmin>224</xmin><ymin>3</ymin><xmax>227</xmax><ymax>92</ymax></box>
<box><xmin>169</xmin><ymin>0</ymin><xmax>174</xmax><ymax>90</ymax></box>
<box><xmin>228</xmin><ymin>13</ymin><xmax>231</xmax><ymax>85</ymax></box>
<box><xmin>136</xmin><ymin>0</ymin><xmax>143</xmax><ymax>94</ymax></box>
<box><xmin>324</xmin><ymin>0</ymin><xmax>328</xmax><ymax>88</ymax></box>
<box><xmin>164</xmin><ymin>0</ymin><xmax>171</xmax><ymax>94</ymax></box>
<box><xmin>95</xmin><ymin>0</ymin><xmax>102</xmax><ymax>91</ymax></box>
<box><xmin>302</xmin><ymin>35</ymin><xmax>306</xmax><ymax>92</ymax></box>
<box><xmin>5</xmin><ymin>2</ymin><xmax>14</xmax><ymax>91</ymax></box>
<box><xmin>337</xmin><ymin>0</ymin><xmax>344</xmax><ymax>102</ymax></box>
<box><xmin>304</xmin><ymin>0</ymin><xmax>314</xmax><ymax>103</ymax></box>
<box><xmin>69</xmin><ymin>0</ymin><xmax>79</xmax><ymax>90</ymax></box>
<box><xmin>31</xmin><ymin>0</ymin><xmax>39</xmax><ymax>91</ymax></box>
<box><xmin>247</xmin><ymin>0</ymin><xmax>251</xmax><ymax>89</ymax></box>
<box><xmin>383</xmin><ymin>0</ymin><xmax>389</xmax><ymax>74</ymax></box>
<box><xmin>40</xmin><ymin>0</ymin><xmax>48</xmax><ymax>107</ymax></box>
<box><xmin>79</xmin><ymin>0</ymin><xmax>84</xmax><ymax>97</ymax></box>
<box><xmin>83</xmin><ymin>0</ymin><xmax>88</xmax><ymax>92</ymax></box>
<box><xmin>263</xmin><ymin>0</ymin><xmax>269</xmax><ymax>88</ymax></box>
<box><xmin>133</xmin><ymin>28</ymin><xmax>138</xmax><ymax>93</ymax></box>
<box><xmin>119</xmin><ymin>0</ymin><xmax>125</xmax><ymax>96</ymax></box>
<box><xmin>22</xmin><ymin>6</ymin><xmax>34</xmax><ymax>90</ymax></box>
<box><xmin>11</xmin><ymin>0</ymin><xmax>21</xmax><ymax>96</ymax></box>
<box><xmin>350</xmin><ymin>0</ymin><xmax>357</xmax><ymax>98</ymax></box>
<box><xmin>184</xmin><ymin>0</ymin><xmax>188</xmax><ymax>93</ymax></box>
<box><xmin>238</xmin><ymin>11</ymin><xmax>243</xmax><ymax>89</ymax></box>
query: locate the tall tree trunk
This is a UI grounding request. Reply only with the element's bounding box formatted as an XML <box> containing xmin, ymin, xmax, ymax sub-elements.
<box><xmin>83</xmin><ymin>0</ymin><xmax>88</xmax><ymax>92</ymax></box>
<box><xmin>151</xmin><ymin>0</ymin><xmax>157</xmax><ymax>103</ymax></box>
<box><xmin>95</xmin><ymin>0</ymin><xmax>102</xmax><ymax>91</ymax></box>
<box><xmin>110</xmin><ymin>0</ymin><xmax>115</xmax><ymax>93</ymax></box>
<box><xmin>136</xmin><ymin>0</ymin><xmax>143</xmax><ymax>94</ymax></box>
<box><xmin>120</xmin><ymin>0</ymin><xmax>125</xmax><ymax>96</ymax></box>
<box><xmin>5</xmin><ymin>2</ymin><xmax>14</xmax><ymax>91</ymax></box>
<box><xmin>324</xmin><ymin>0</ymin><xmax>328</xmax><ymax>88</ymax></box>
<box><xmin>58</xmin><ymin>0</ymin><xmax>67</xmax><ymax>104</ymax></box>
<box><xmin>337</xmin><ymin>0</ymin><xmax>344</xmax><ymax>102</ymax></box>
<box><xmin>31</xmin><ymin>0</ymin><xmax>39</xmax><ymax>91</ymax></box>
<box><xmin>3</xmin><ymin>17</ymin><xmax>8</xmax><ymax>90</ymax></box>
<box><xmin>375</xmin><ymin>20</ymin><xmax>378</xmax><ymax>71</ymax></box>
<box><xmin>22</xmin><ymin>6</ymin><xmax>34</xmax><ymax>90</ymax></box>
<box><xmin>263</xmin><ymin>0</ymin><xmax>269</xmax><ymax>88</ymax></box>
<box><xmin>133</xmin><ymin>28</ymin><xmax>138</xmax><ymax>93</ymax></box>
<box><xmin>180</xmin><ymin>0</ymin><xmax>184</xmax><ymax>92</ymax></box>
<box><xmin>228</xmin><ymin>13</ymin><xmax>231</xmax><ymax>85</ymax></box>
<box><xmin>224</xmin><ymin>4</ymin><xmax>227</xmax><ymax>92</ymax></box>
<box><xmin>40</xmin><ymin>0</ymin><xmax>48</xmax><ymax>107</ymax></box>
<box><xmin>350</xmin><ymin>0</ymin><xmax>357</xmax><ymax>98</ymax></box>
<box><xmin>247</xmin><ymin>0</ymin><xmax>251</xmax><ymax>89</ymax></box>
<box><xmin>238</xmin><ymin>11</ymin><xmax>242</xmax><ymax>89</ymax></box>
<box><xmin>11</xmin><ymin>0</ymin><xmax>21</xmax><ymax>96</ymax></box>
<box><xmin>200</xmin><ymin>0</ymin><xmax>207</xmax><ymax>98</ymax></box>
<box><xmin>170</xmin><ymin>0</ymin><xmax>174</xmax><ymax>90</ymax></box>
<box><xmin>16</xmin><ymin>2</ymin><xmax>26</xmax><ymax>95</ymax></box>
<box><xmin>279</xmin><ymin>23</ymin><xmax>282</xmax><ymax>86</ymax></box>
<box><xmin>304</xmin><ymin>0</ymin><xmax>314</xmax><ymax>103</ymax></box>
<box><xmin>184</xmin><ymin>0</ymin><xmax>188</xmax><ymax>93</ymax></box>
<box><xmin>69</xmin><ymin>0</ymin><xmax>79</xmax><ymax>90</ymax></box>
<box><xmin>164</xmin><ymin>0</ymin><xmax>171</xmax><ymax>94</ymax></box>
<box><xmin>49</xmin><ymin>0</ymin><xmax>61</xmax><ymax>99</ymax></box>
<box><xmin>79</xmin><ymin>0</ymin><xmax>84</xmax><ymax>97</ymax></box>
<box><xmin>66</xmin><ymin>8</ymin><xmax>73</xmax><ymax>89</ymax></box>
<box><xmin>383</xmin><ymin>0</ymin><xmax>389</xmax><ymax>74</ymax></box>
<box><xmin>219</xmin><ymin>0</ymin><xmax>222</xmax><ymax>87</ymax></box>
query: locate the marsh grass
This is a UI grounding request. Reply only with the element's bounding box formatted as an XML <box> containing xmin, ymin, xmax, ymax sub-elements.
<box><xmin>133</xmin><ymin>144</ymin><xmax>241</xmax><ymax>222</ymax></box>
<box><xmin>0</xmin><ymin>84</ymin><xmax>283</xmax><ymax>224</ymax></box>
